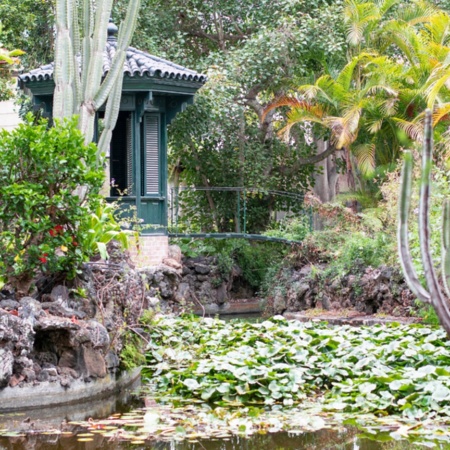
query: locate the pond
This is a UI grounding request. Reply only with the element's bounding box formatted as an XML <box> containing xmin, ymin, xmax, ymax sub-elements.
<box><xmin>0</xmin><ymin>379</ymin><xmax>439</xmax><ymax>450</ymax></box>
<box><xmin>0</xmin><ymin>412</ymin><xmax>423</xmax><ymax>450</ymax></box>
<box><xmin>2</xmin><ymin>315</ymin><xmax>450</xmax><ymax>449</ymax></box>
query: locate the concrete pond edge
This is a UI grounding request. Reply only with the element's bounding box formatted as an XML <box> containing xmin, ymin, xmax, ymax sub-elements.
<box><xmin>0</xmin><ymin>367</ymin><xmax>142</xmax><ymax>412</ymax></box>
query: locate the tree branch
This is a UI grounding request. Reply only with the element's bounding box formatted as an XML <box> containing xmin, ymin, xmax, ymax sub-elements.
<box><xmin>296</xmin><ymin>143</ymin><xmax>336</xmax><ymax>165</ymax></box>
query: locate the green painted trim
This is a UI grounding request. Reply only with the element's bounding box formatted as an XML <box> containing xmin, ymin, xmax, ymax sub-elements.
<box><xmin>133</xmin><ymin>110</ymin><xmax>142</xmax><ymax>222</ymax></box>
<box><xmin>24</xmin><ymin>80</ymin><xmax>55</xmax><ymax>95</ymax></box>
<box><xmin>160</xmin><ymin>113</ymin><xmax>168</xmax><ymax>229</ymax></box>
<box><xmin>23</xmin><ymin>77</ymin><xmax>202</xmax><ymax>97</ymax></box>
<box><xmin>122</xmin><ymin>77</ymin><xmax>202</xmax><ymax>94</ymax></box>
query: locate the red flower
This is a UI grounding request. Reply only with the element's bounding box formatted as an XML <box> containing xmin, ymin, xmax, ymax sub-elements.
<box><xmin>72</xmin><ymin>236</ymin><xmax>78</xmax><ymax>246</ymax></box>
<box><xmin>39</xmin><ymin>253</ymin><xmax>48</xmax><ymax>263</ymax></box>
<box><xmin>49</xmin><ymin>225</ymin><xmax>64</xmax><ymax>237</ymax></box>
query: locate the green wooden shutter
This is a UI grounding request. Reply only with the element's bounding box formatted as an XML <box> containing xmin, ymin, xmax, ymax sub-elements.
<box><xmin>126</xmin><ymin>116</ymin><xmax>134</xmax><ymax>195</ymax></box>
<box><xmin>145</xmin><ymin>114</ymin><xmax>160</xmax><ymax>195</ymax></box>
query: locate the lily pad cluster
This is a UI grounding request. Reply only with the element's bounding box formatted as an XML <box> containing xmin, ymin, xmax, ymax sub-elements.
<box><xmin>143</xmin><ymin>315</ymin><xmax>450</xmax><ymax>420</ymax></box>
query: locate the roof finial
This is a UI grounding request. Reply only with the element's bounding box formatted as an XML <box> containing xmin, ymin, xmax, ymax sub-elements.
<box><xmin>107</xmin><ymin>18</ymin><xmax>118</xmax><ymax>42</ymax></box>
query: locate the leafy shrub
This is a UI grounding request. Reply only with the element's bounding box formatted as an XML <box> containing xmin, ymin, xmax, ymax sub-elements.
<box><xmin>263</xmin><ymin>215</ymin><xmax>311</xmax><ymax>242</ymax></box>
<box><xmin>0</xmin><ymin>115</ymin><xmax>104</xmax><ymax>294</ymax></box>
<box><xmin>79</xmin><ymin>201</ymin><xmax>130</xmax><ymax>260</ymax></box>
<box><xmin>323</xmin><ymin>232</ymin><xmax>394</xmax><ymax>278</ymax></box>
<box><xmin>171</xmin><ymin>237</ymin><xmax>287</xmax><ymax>291</ymax></box>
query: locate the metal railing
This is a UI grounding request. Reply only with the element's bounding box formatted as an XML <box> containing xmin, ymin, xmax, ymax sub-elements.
<box><xmin>169</xmin><ymin>186</ymin><xmax>312</xmax><ymax>243</ymax></box>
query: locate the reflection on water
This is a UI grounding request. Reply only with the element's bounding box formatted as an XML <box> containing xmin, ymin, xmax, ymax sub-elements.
<box><xmin>0</xmin><ymin>427</ymin><xmax>423</xmax><ymax>450</ymax></box>
<box><xmin>0</xmin><ymin>376</ymin><xmax>141</xmax><ymax>426</ymax></box>
<box><xmin>218</xmin><ymin>312</ymin><xmax>263</xmax><ymax>322</ymax></box>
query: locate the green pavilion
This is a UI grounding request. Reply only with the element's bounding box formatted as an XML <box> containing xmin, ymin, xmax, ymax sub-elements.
<box><xmin>19</xmin><ymin>22</ymin><xmax>206</xmax><ymax>265</ymax></box>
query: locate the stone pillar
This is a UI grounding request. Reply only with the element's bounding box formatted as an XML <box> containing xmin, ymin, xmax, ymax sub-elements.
<box><xmin>128</xmin><ymin>235</ymin><xmax>169</xmax><ymax>267</ymax></box>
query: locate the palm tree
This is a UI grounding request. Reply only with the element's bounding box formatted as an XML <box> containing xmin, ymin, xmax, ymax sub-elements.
<box><xmin>264</xmin><ymin>0</ymin><xmax>450</xmax><ymax>185</ymax></box>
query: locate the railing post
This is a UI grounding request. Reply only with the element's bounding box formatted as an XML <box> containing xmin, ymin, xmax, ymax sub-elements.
<box><xmin>170</xmin><ymin>187</ymin><xmax>173</xmax><ymax>226</ymax></box>
<box><xmin>175</xmin><ymin>186</ymin><xmax>180</xmax><ymax>234</ymax></box>
<box><xmin>243</xmin><ymin>188</ymin><xmax>247</xmax><ymax>235</ymax></box>
<box><xmin>237</xmin><ymin>189</ymin><xmax>241</xmax><ymax>233</ymax></box>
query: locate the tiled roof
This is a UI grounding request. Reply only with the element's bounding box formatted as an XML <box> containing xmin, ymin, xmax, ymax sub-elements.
<box><xmin>19</xmin><ymin>41</ymin><xmax>207</xmax><ymax>84</ymax></box>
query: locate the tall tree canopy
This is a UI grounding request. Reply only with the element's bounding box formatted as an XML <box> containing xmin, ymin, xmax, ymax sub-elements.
<box><xmin>118</xmin><ymin>0</ymin><xmax>349</xmax><ymax>231</ymax></box>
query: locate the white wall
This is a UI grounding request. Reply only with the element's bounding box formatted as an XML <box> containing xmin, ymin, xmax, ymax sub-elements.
<box><xmin>0</xmin><ymin>100</ymin><xmax>21</xmax><ymax>132</ymax></box>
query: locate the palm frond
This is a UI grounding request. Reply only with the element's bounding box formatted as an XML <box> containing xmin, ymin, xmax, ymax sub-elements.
<box><xmin>366</xmin><ymin>117</ymin><xmax>384</xmax><ymax>133</ymax></box>
<box><xmin>337</xmin><ymin>52</ymin><xmax>376</xmax><ymax>91</ymax></box>
<box><xmin>381</xmin><ymin>20</ymin><xmax>424</xmax><ymax>65</ymax></box>
<box><xmin>285</xmin><ymin>104</ymin><xmax>326</xmax><ymax>123</ymax></box>
<box><xmin>324</xmin><ymin>104</ymin><xmax>362</xmax><ymax>149</ymax></box>
<box><xmin>393</xmin><ymin>116</ymin><xmax>424</xmax><ymax>141</ymax></box>
<box><xmin>424</xmin><ymin>64</ymin><xmax>450</xmax><ymax>108</ymax></box>
<box><xmin>432</xmin><ymin>103</ymin><xmax>450</xmax><ymax>125</ymax></box>
<box><xmin>424</xmin><ymin>11</ymin><xmax>450</xmax><ymax>46</ymax></box>
<box><xmin>344</xmin><ymin>0</ymin><xmax>381</xmax><ymax>46</ymax></box>
<box><xmin>396</xmin><ymin>0</ymin><xmax>438</xmax><ymax>25</ymax></box>
<box><xmin>377</xmin><ymin>0</ymin><xmax>401</xmax><ymax>16</ymax></box>
<box><xmin>353</xmin><ymin>143</ymin><xmax>376</xmax><ymax>176</ymax></box>
<box><xmin>262</xmin><ymin>96</ymin><xmax>306</xmax><ymax>122</ymax></box>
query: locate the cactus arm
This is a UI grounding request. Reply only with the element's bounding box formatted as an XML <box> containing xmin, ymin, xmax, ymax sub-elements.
<box><xmin>80</xmin><ymin>0</ymin><xmax>92</xmax><ymax>97</ymax></box>
<box><xmin>93</xmin><ymin>0</ymin><xmax>141</xmax><ymax>109</ymax></box>
<box><xmin>419</xmin><ymin>109</ymin><xmax>450</xmax><ymax>334</ymax></box>
<box><xmin>97</xmin><ymin>70</ymin><xmax>124</xmax><ymax>160</ymax></box>
<box><xmin>419</xmin><ymin>110</ymin><xmax>443</xmax><ymax>298</ymax></box>
<box><xmin>71</xmin><ymin>6</ymin><xmax>82</xmax><ymax>110</ymax></box>
<box><xmin>442</xmin><ymin>200</ymin><xmax>450</xmax><ymax>297</ymax></box>
<box><xmin>398</xmin><ymin>151</ymin><xmax>431</xmax><ymax>303</ymax></box>
<box><xmin>83</xmin><ymin>0</ymin><xmax>113</xmax><ymax>104</ymax></box>
<box><xmin>53</xmin><ymin>0</ymin><xmax>76</xmax><ymax>119</ymax></box>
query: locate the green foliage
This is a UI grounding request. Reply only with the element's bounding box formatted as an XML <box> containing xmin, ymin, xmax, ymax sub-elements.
<box><xmin>263</xmin><ymin>215</ymin><xmax>311</xmax><ymax>242</ymax></box>
<box><xmin>0</xmin><ymin>115</ymin><xmax>104</xmax><ymax>292</ymax></box>
<box><xmin>235</xmin><ymin>241</ymin><xmax>287</xmax><ymax>290</ymax></box>
<box><xmin>0</xmin><ymin>3</ymin><xmax>54</xmax><ymax>69</ymax></box>
<box><xmin>79</xmin><ymin>201</ymin><xmax>130</xmax><ymax>260</ymax></box>
<box><xmin>120</xmin><ymin>332</ymin><xmax>147</xmax><ymax>370</ymax></box>
<box><xmin>0</xmin><ymin>36</ymin><xmax>25</xmax><ymax>101</ymax></box>
<box><xmin>116</xmin><ymin>0</ymin><xmax>346</xmax><ymax>69</ymax></box>
<box><xmin>415</xmin><ymin>302</ymin><xmax>440</xmax><ymax>325</ymax></box>
<box><xmin>161</xmin><ymin>0</ymin><xmax>347</xmax><ymax>234</ymax></box>
<box><xmin>326</xmin><ymin>232</ymin><xmax>393</xmax><ymax>277</ymax></box>
<box><xmin>170</xmin><ymin>238</ymin><xmax>287</xmax><ymax>291</ymax></box>
<box><xmin>143</xmin><ymin>315</ymin><xmax>450</xmax><ymax>423</ymax></box>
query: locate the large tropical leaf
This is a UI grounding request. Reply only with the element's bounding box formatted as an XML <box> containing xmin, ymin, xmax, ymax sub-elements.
<box><xmin>377</xmin><ymin>0</ymin><xmax>401</xmax><ymax>17</ymax></box>
<box><xmin>262</xmin><ymin>96</ymin><xmax>326</xmax><ymax>124</ymax></box>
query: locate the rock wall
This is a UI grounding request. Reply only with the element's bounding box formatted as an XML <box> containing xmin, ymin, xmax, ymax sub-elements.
<box><xmin>0</xmin><ymin>243</ymin><xmax>182</xmax><ymax>390</ymax></box>
<box><xmin>0</xmin><ymin>243</ymin><xmax>257</xmax><ymax>391</ymax></box>
<box><xmin>266</xmin><ymin>263</ymin><xmax>415</xmax><ymax>317</ymax></box>
<box><xmin>174</xmin><ymin>255</ymin><xmax>257</xmax><ymax>314</ymax></box>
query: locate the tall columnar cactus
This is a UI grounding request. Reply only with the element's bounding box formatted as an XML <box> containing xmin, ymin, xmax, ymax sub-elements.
<box><xmin>53</xmin><ymin>0</ymin><xmax>141</xmax><ymax>158</ymax></box>
<box><xmin>398</xmin><ymin>109</ymin><xmax>450</xmax><ymax>335</ymax></box>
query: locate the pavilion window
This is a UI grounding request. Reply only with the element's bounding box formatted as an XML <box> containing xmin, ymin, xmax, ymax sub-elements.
<box><xmin>143</xmin><ymin>114</ymin><xmax>160</xmax><ymax>195</ymax></box>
